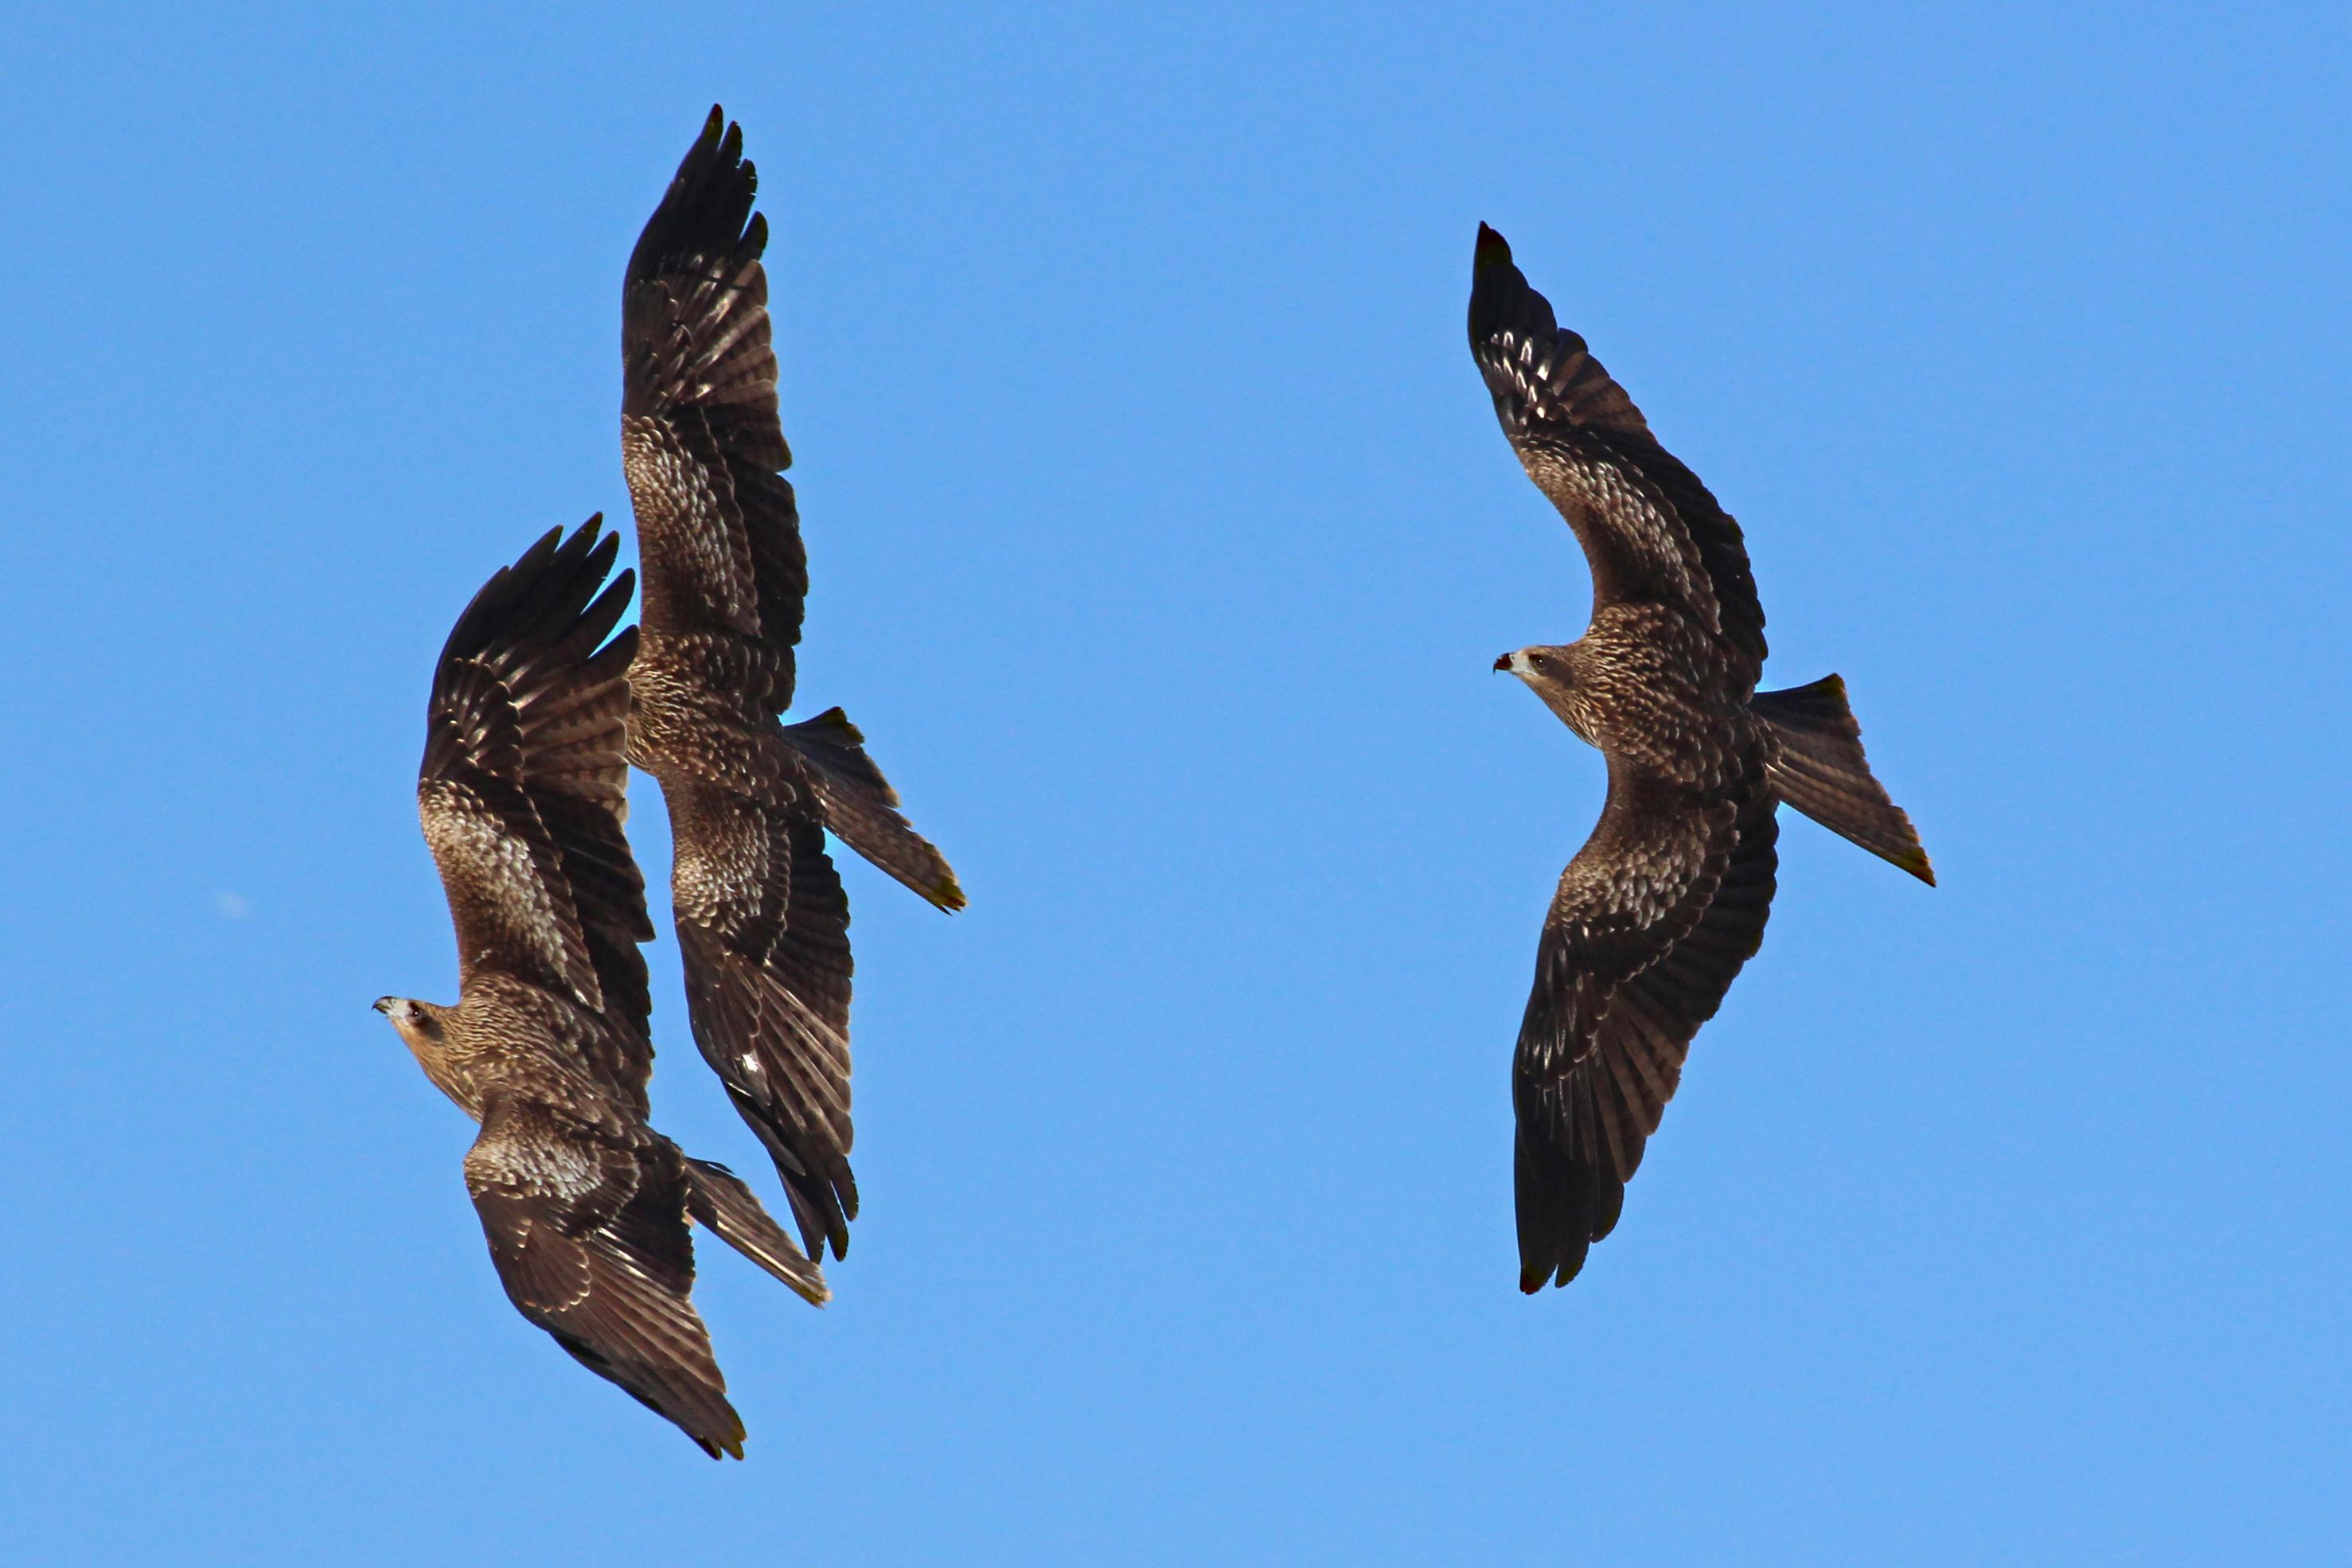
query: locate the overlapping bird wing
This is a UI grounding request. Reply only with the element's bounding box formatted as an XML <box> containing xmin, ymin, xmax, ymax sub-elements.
<box><xmin>1469</xmin><ymin>225</ymin><xmax>1767</xmax><ymax>687</ymax></box>
<box><xmin>1512</xmin><ymin>758</ymin><xmax>1771</xmax><ymax>1289</ymax></box>
<box><xmin>465</xmin><ymin>1094</ymin><xmax>744</xmax><ymax>1459</ymax></box>
<box><xmin>669</xmin><ymin>770</ymin><xmax>860</xmax><ymax>1262</ymax></box>
<box><xmin>621</xmin><ymin>105</ymin><xmax>805</xmax><ymax>711</ymax></box>
<box><xmin>418</xmin><ymin>521</ymin><xmax>655</xmax><ymax>1083</ymax></box>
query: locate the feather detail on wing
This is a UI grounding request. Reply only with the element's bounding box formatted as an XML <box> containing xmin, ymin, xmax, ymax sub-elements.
<box><xmin>466</xmin><ymin>1096</ymin><xmax>745</xmax><ymax>1458</ymax></box>
<box><xmin>622</xmin><ymin>105</ymin><xmax>805</xmax><ymax>708</ymax></box>
<box><xmin>669</xmin><ymin>782</ymin><xmax>860</xmax><ymax>1261</ymax></box>
<box><xmin>419</xmin><ymin>519</ymin><xmax>653</xmax><ymax>1050</ymax></box>
<box><xmin>1512</xmin><ymin>755</ymin><xmax>1775</xmax><ymax>1291</ymax></box>
<box><xmin>1469</xmin><ymin>224</ymin><xmax>1766</xmax><ymax>686</ymax></box>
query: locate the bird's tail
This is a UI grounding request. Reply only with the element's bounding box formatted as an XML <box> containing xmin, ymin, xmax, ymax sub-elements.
<box><xmin>681</xmin><ymin>1156</ymin><xmax>831</xmax><ymax>1307</ymax></box>
<box><xmin>778</xmin><ymin>707</ymin><xmax>965</xmax><ymax>911</ymax></box>
<box><xmin>1749</xmin><ymin>676</ymin><xmax>1935</xmax><ymax>884</ymax></box>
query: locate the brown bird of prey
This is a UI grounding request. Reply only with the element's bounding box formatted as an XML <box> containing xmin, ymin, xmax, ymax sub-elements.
<box><xmin>376</xmin><ymin>518</ymin><xmax>829</xmax><ymax>1458</ymax></box>
<box><xmin>619</xmin><ymin>109</ymin><xmax>963</xmax><ymax>1264</ymax></box>
<box><xmin>1470</xmin><ymin>224</ymin><xmax>1934</xmax><ymax>1293</ymax></box>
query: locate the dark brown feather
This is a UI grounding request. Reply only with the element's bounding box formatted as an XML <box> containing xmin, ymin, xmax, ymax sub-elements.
<box><xmin>1474</xmin><ymin>226</ymin><xmax>1927</xmax><ymax>1294</ymax></box>
<box><xmin>1511</xmin><ymin>767</ymin><xmax>1749</xmax><ymax>1290</ymax></box>
<box><xmin>396</xmin><ymin>523</ymin><xmax>843</xmax><ymax>1459</ymax></box>
<box><xmin>465</xmin><ymin>1097</ymin><xmax>745</xmax><ymax>1459</ymax></box>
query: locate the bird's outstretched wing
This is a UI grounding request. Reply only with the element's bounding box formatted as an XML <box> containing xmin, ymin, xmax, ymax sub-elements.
<box><xmin>419</xmin><ymin>520</ymin><xmax>655</xmax><ymax>1082</ymax></box>
<box><xmin>466</xmin><ymin>1095</ymin><xmax>745</xmax><ymax>1459</ymax></box>
<box><xmin>671</xmin><ymin>790</ymin><xmax>861</xmax><ymax>1259</ymax></box>
<box><xmin>1512</xmin><ymin>759</ymin><xmax>1776</xmax><ymax>1290</ymax></box>
<box><xmin>1469</xmin><ymin>224</ymin><xmax>1767</xmax><ymax>687</ymax></box>
<box><xmin>622</xmin><ymin>104</ymin><xmax>804</xmax><ymax>710</ymax></box>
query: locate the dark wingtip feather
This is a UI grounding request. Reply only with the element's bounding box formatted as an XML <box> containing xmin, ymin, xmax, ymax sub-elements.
<box><xmin>435</xmin><ymin>519</ymin><xmax>599</xmax><ymax>671</ymax></box>
<box><xmin>628</xmin><ymin>106</ymin><xmax>762</xmax><ymax>292</ymax></box>
<box><xmin>1476</xmin><ymin>221</ymin><xmax>1513</xmax><ymax>269</ymax></box>
<box><xmin>580</xmin><ymin>567</ymin><xmax>639</xmax><ymax>650</ymax></box>
<box><xmin>1466</xmin><ymin>227</ymin><xmax>1553</xmax><ymax>366</ymax></box>
<box><xmin>579</xmin><ymin>520</ymin><xmax>618</xmax><ymax>583</ymax></box>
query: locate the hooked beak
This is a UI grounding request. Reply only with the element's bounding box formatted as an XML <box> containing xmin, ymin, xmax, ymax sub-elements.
<box><xmin>1493</xmin><ymin>653</ymin><xmax>1515</xmax><ymax>673</ymax></box>
<box><xmin>371</xmin><ymin>997</ymin><xmax>392</xmax><ymax>1014</ymax></box>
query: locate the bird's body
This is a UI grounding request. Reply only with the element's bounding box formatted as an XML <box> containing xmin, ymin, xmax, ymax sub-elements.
<box><xmin>384</xmin><ymin>981</ymin><xmax>629</xmax><ymax>1120</ymax></box>
<box><xmin>620</xmin><ymin>108</ymin><xmax>961</xmax><ymax>1264</ymax></box>
<box><xmin>1508</xmin><ymin>606</ymin><xmax>1755</xmax><ymax>782</ymax></box>
<box><xmin>380</xmin><ymin>520</ymin><xmax>826</xmax><ymax>1459</ymax></box>
<box><xmin>1472</xmin><ymin>224</ymin><xmax>1933</xmax><ymax>1292</ymax></box>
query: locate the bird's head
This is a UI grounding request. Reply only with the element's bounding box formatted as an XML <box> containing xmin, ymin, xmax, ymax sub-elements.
<box><xmin>1495</xmin><ymin>646</ymin><xmax>1573</xmax><ymax>688</ymax></box>
<box><xmin>372</xmin><ymin>995</ymin><xmax>447</xmax><ymax>1053</ymax></box>
<box><xmin>1496</xmin><ymin>644</ymin><xmax>1599</xmax><ymax>743</ymax></box>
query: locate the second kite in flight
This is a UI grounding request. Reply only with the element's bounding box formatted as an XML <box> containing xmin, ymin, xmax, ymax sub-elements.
<box><xmin>621</xmin><ymin>110</ymin><xmax>965</xmax><ymax>1265</ymax></box>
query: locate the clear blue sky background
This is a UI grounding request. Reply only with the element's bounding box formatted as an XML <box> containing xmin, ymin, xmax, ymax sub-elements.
<box><xmin>2</xmin><ymin>4</ymin><xmax>2346</xmax><ymax>1563</ymax></box>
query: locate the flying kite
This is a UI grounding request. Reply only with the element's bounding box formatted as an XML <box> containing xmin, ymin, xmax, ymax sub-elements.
<box><xmin>619</xmin><ymin>109</ymin><xmax>965</xmax><ymax>1264</ymax></box>
<box><xmin>377</xmin><ymin>520</ymin><xmax>825</xmax><ymax>1457</ymax></box>
<box><xmin>1471</xmin><ymin>224</ymin><xmax>1934</xmax><ymax>1292</ymax></box>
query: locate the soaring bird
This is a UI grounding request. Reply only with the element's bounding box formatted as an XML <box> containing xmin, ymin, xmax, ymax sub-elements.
<box><xmin>377</xmin><ymin>519</ymin><xmax>829</xmax><ymax>1458</ymax></box>
<box><xmin>1470</xmin><ymin>224</ymin><xmax>1934</xmax><ymax>1293</ymax></box>
<box><xmin>620</xmin><ymin>108</ymin><xmax>963</xmax><ymax>1264</ymax></box>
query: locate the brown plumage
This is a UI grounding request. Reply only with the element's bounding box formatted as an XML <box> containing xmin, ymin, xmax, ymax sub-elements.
<box><xmin>1471</xmin><ymin>224</ymin><xmax>1934</xmax><ymax>1293</ymax></box>
<box><xmin>377</xmin><ymin>518</ymin><xmax>827</xmax><ymax>1460</ymax></box>
<box><xmin>621</xmin><ymin>107</ymin><xmax>962</xmax><ymax>1263</ymax></box>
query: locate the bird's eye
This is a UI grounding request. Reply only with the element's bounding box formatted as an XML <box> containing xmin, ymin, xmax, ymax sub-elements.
<box><xmin>1531</xmin><ymin>653</ymin><xmax>1549</xmax><ymax>667</ymax></box>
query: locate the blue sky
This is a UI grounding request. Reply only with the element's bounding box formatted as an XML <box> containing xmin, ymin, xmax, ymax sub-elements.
<box><xmin>3</xmin><ymin>3</ymin><xmax>2347</xmax><ymax>1563</ymax></box>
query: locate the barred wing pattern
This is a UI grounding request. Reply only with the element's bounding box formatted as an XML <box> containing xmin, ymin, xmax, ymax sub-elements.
<box><xmin>1475</xmin><ymin>225</ymin><xmax>1797</xmax><ymax>1290</ymax></box>
<box><xmin>622</xmin><ymin>105</ymin><xmax>803</xmax><ymax>700</ymax></box>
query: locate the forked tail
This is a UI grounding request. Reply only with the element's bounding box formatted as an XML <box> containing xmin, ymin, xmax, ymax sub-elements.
<box><xmin>778</xmin><ymin>707</ymin><xmax>965</xmax><ymax>911</ymax></box>
<box><xmin>682</xmin><ymin>1155</ymin><xmax>831</xmax><ymax>1307</ymax></box>
<box><xmin>1749</xmin><ymin>676</ymin><xmax>1935</xmax><ymax>885</ymax></box>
